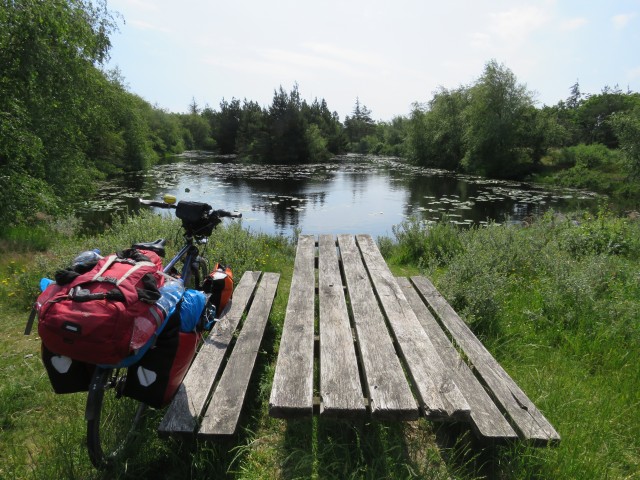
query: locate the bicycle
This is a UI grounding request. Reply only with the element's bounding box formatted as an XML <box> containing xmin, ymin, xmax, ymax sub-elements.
<box><xmin>27</xmin><ymin>194</ymin><xmax>241</xmax><ymax>470</ymax></box>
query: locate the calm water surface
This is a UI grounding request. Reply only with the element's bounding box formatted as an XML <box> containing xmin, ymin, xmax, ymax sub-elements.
<box><xmin>79</xmin><ymin>153</ymin><xmax>598</xmax><ymax>238</ymax></box>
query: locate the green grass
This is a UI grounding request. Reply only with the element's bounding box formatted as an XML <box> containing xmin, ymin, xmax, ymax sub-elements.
<box><xmin>381</xmin><ymin>209</ymin><xmax>640</xmax><ymax>479</ymax></box>
<box><xmin>1</xmin><ymin>210</ymin><xmax>639</xmax><ymax>478</ymax></box>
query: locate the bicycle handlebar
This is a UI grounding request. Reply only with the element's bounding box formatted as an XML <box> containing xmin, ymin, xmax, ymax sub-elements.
<box><xmin>211</xmin><ymin>209</ymin><xmax>242</xmax><ymax>219</ymax></box>
<box><xmin>138</xmin><ymin>198</ymin><xmax>242</xmax><ymax>219</ymax></box>
<box><xmin>139</xmin><ymin>199</ymin><xmax>176</xmax><ymax>209</ymax></box>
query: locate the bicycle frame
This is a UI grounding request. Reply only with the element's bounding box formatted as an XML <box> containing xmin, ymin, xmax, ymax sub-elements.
<box><xmin>162</xmin><ymin>237</ymin><xmax>206</xmax><ymax>287</ymax></box>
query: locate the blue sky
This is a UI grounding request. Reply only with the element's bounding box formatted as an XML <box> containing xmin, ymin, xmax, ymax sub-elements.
<box><xmin>105</xmin><ymin>0</ymin><xmax>640</xmax><ymax>121</ymax></box>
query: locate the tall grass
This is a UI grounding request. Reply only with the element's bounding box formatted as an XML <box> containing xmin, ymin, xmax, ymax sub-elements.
<box><xmin>1</xmin><ymin>209</ymin><xmax>639</xmax><ymax>478</ymax></box>
<box><xmin>380</xmin><ymin>209</ymin><xmax>640</xmax><ymax>479</ymax></box>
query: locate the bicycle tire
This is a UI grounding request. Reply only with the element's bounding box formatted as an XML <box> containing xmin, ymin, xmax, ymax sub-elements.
<box><xmin>85</xmin><ymin>368</ymin><xmax>146</xmax><ymax>469</ymax></box>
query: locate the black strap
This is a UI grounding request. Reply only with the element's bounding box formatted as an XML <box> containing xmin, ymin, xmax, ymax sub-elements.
<box><xmin>24</xmin><ymin>305</ymin><xmax>37</xmax><ymax>335</ymax></box>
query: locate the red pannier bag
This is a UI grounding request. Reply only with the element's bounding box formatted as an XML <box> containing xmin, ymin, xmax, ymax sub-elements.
<box><xmin>122</xmin><ymin>307</ymin><xmax>200</xmax><ymax>408</ymax></box>
<box><xmin>37</xmin><ymin>249</ymin><xmax>166</xmax><ymax>366</ymax></box>
<box><xmin>201</xmin><ymin>263</ymin><xmax>233</xmax><ymax>316</ymax></box>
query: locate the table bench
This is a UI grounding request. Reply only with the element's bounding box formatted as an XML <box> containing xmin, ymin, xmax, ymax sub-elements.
<box><xmin>269</xmin><ymin>234</ymin><xmax>560</xmax><ymax>444</ymax></box>
<box><xmin>158</xmin><ymin>271</ymin><xmax>279</xmax><ymax>438</ymax></box>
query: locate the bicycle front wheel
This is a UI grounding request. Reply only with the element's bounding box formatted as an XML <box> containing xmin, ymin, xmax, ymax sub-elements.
<box><xmin>85</xmin><ymin>368</ymin><xmax>146</xmax><ymax>470</ymax></box>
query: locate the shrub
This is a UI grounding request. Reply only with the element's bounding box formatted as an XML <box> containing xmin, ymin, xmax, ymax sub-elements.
<box><xmin>391</xmin><ymin>217</ymin><xmax>464</xmax><ymax>267</ymax></box>
<box><xmin>571</xmin><ymin>143</ymin><xmax>613</xmax><ymax>168</ymax></box>
<box><xmin>559</xmin><ymin>209</ymin><xmax>639</xmax><ymax>258</ymax></box>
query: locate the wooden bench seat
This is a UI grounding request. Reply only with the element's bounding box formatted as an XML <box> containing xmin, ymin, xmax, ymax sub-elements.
<box><xmin>158</xmin><ymin>271</ymin><xmax>279</xmax><ymax>438</ymax></box>
<box><xmin>269</xmin><ymin>234</ymin><xmax>560</xmax><ymax>445</ymax></box>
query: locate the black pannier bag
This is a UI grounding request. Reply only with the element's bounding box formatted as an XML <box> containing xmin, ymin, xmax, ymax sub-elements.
<box><xmin>41</xmin><ymin>344</ymin><xmax>95</xmax><ymax>394</ymax></box>
<box><xmin>122</xmin><ymin>305</ymin><xmax>199</xmax><ymax>408</ymax></box>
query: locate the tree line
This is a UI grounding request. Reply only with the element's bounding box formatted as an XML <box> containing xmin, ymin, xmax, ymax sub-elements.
<box><xmin>2</xmin><ymin>1</ymin><xmax>639</xmax><ymax>228</ymax></box>
<box><xmin>406</xmin><ymin>62</ymin><xmax>640</xmax><ymax>180</ymax></box>
<box><xmin>0</xmin><ymin>0</ymin><xmax>198</xmax><ymax>226</ymax></box>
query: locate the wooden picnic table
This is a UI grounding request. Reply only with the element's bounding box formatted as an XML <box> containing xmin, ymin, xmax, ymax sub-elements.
<box><xmin>269</xmin><ymin>234</ymin><xmax>560</xmax><ymax>444</ymax></box>
<box><xmin>159</xmin><ymin>233</ymin><xmax>559</xmax><ymax>445</ymax></box>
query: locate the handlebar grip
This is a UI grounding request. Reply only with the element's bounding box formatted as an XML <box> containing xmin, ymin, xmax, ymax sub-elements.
<box><xmin>212</xmin><ymin>209</ymin><xmax>242</xmax><ymax>219</ymax></box>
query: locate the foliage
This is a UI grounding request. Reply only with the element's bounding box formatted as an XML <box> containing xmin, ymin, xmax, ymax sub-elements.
<box><xmin>559</xmin><ymin>207</ymin><xmax>638</xmax><ymax>257</ymax></box>
<box><xmin>611</xmin><ymin>106</ymin><xmax>640</xmax><ymax>178</ymax></box>
<box><xmin>199</xmin><ymin>86</ymin><xmax>345</xmax><ymax>163</ymax></box>
<box><xmin>389</xmin><ymin>216</ymin><xmax>464</xmax><ymax>267</ymax></box>
<box><xmin>207</xmin><ymin>98</ymin><xmax>242</xmax><ymax>154</ymax></box>
<box><xmin>381</xmin><ymin>211</ymin><xmax>640</xmax><ymax>478</ymax></box>
<box><xmin>407</xmin><ymin>87</ymin><xmax>468</xmax><ymax>169</ymax></box>
<box><xmin>401</xmin><ymin>61</ymin><xmax>544</xmax><ymax>179</ymax></box>
<box><xmin>574</xmin><ymin>86</ymin><xmax>640</xmax><ymax>148</ymax></box>
<box><xmin>2</xmin><ymin>212</ymin><xmax>639</xmax><ymax>478</ymax></box>
<box><xmin>461</xmin><ymin>60</ymin><xmax>539</xmax><ymax>178</ymax></box>
<box><xmin>534</xmin><ymin>144</ymin><xmax>626</xmax><ymax>195</ymax></box>
<box><xmin>344</xmin><ymin>97</ymin><xmax>376</xmax><ymax>152</ymax></box>
<box><xmin>363</xmin><ymin>65</ymin><xmax>640</xmax><ymax>202</ymax></box>
<box><xmin>0</xmin><ymin>0</ymin><xmax>190</xmax><ymax>226</ymax></box>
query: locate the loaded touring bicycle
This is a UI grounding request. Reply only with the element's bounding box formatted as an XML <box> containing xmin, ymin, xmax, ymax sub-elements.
<box><xmin>25</xmin><ymin>194</ymin><xmax>239</xmax><ymax>469</ymax></box>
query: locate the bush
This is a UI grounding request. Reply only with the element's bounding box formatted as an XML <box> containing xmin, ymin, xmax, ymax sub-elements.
<box><xmin>557</xmin><ymin>205</ymin><xmax>640</xmax><ymax>258</ymax></box>
<box><xmin>390</xmin><ymin>217</ymin><xmax>464</xmax><ymax>267</ymax></box>
<box><xmin>544</xmin><ymin>143</ymin><xmax>620</xmax><ymax>169</ymax></box>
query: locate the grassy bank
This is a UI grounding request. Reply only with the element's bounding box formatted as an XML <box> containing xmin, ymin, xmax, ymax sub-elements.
<box><xmin>1</xmin><ymin>210</ymin><xmax>639</xmax><ymax>479</ymax></box>
<box><xmin>529</xmin><ymin>144</ymin><xmax>640</xmax><ymax>208</ymax></box>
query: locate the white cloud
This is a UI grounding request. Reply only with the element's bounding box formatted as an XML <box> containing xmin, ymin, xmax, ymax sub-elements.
<box><xmin>129</xmin><ymin>19</ymin><xmax>172</xmax><ymax>34</ymax></box>
<box><xmin>628</xmin><ymin>66</ymin><xmax>640</xmax><ymax>80</ymax></box>
<box><xmin>488</xmin><ymin>6</ymin><xmax>551</xmax><ymax>44</ymax></box>
<box><xmin>261</xmin><ymin>48</ymin><xmax>358</xmax><ymax>75</ymax></box>
<box><xmin>559</xmin><ymin>17</ymin><xmax>588</xmax><ymax>32</ymax></box>
<box><xmin>468</xmin><ymin>32</ymin><xmax>492</xmax><ymax>50</ymax></box>
<box><xmin>612</xmin><ymin>13</ymin><xmax>637</xmax><ymax>30</ymax></box>
<box><xmin>111</xmin><ymin>0</ymin><xmax>159</xmax><ymax>13</ymax></box>
<box><xmin>302</xmin><ymin>43</ymin><xmax>385</xmax><ymax>69</ymax></box>
<box><xmin>468</xmin><ymin>5</ymin><xmax>552</xmax><ymax>53</ymax></box>
<box><xmin>203</xmin><ymin>44</ymin><xmax>388</xmax><ymax>81</ymax></box>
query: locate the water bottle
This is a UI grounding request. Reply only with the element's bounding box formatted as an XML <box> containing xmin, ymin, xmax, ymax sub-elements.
<box><xmin>71</xmin><ymin>249</ymin><xmax>103</xmax><ymax>269</ymax></box>
<box><xmin>156</xmin><ymin>276</ymin><xmax>185</xmax><ymax>319</ymax></box>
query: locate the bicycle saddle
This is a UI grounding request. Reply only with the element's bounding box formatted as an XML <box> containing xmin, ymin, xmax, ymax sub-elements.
<box><xmin>131</xmin><ymin>239</ymin><xmax>167</xmax><ymax>258</ymax></box>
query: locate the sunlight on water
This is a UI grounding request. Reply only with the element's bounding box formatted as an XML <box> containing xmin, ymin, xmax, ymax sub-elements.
<box><xmin>77</xmin><ymin>154</ymin><xmax>599</xmax><ymax>238</ymax></box>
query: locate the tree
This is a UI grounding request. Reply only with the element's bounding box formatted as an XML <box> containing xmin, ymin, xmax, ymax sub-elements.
<box><xmin>575</xmin><ymin>87</ymin><xmax>640</xmax><ymax>148</ymax></box>
<box><xmin>461</xmin><ymin>60</ymin><xmax>538</xmax><ymax>178</ymax></box>
<box><xmin>210</xmin><ymin>98</ymin><xmax>242</xmax><ymax>154</ymax></box>
<box><xmin>611</xmin><ymin>107</ymin><xmax>640</xmax><ymax>178</ymax></box>
<box><xmin>236</xmin><ymin>100</ymin><xmax>269</xmax><ymax>160</ymax></box>
<box><xmin>0</xmin><ymin>0</ymin><xmax>118</xmax><ymax>224</ymax></box>
<box><xmin>178</xmin><ymin>113</ymin><xmax>213</xmax><ymax>150</ymax></box>
<box><xmin>268</xmin><ymin>85</ymin><xmax>309</xmax><ymax>163</ymax></box>
<box><xmin>410</xmin><ymin>87</ymin><xmax>469</xmax><ymax>169</ymax></box>
<box><xmin>189</xmin><ymin>97</ymin><xmax>200</xmax><ymax>115</ymax></box>
<box><xmin>0</xmin><ymin>0</ymin><xmax>185</xmax><ymax>225</ymax></box>
<box><xmin>302</xmin><ymin>98</ymin><xmax>346</xmax><ymax>154</ymax></box>
<box><xmin>344</xmin><ymin>98</ymin><xmax>375</xmax><ymax>151</ymax></box>
<box><xmin>567</xmin><ymin>81</ymin><xmax>583</xmax><ymax>109</ymax></box>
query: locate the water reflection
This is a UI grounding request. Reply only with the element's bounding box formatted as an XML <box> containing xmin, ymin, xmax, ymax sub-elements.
<box><xmin>77</xmin><ymin>154</ymin><xmax>599</xmax><ymax>237</ymax></box>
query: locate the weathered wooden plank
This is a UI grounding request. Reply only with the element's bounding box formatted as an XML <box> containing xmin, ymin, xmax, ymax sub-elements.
<box><xmin>337</xmin><ymin>234</ymin><xmax>418</xmax><ymax>420</ymax></box>
<box><xmin>397</xmin><ymin>277</ymin><xmax>517</xmax><ymax>440</ymax></box>
<box><xmin>199</xmin><ymin>272</ymin><xmax>280</xmax><ymax>437</ymax></box>
<box><xmin>269</xmin><ymin>235</ymin><xmax>316</xmax><ymax>417</ymax></box>
<box><xmin>411</xmin><ymin>276</ymin><xmax>560</xmax><ymax>444</ymax></box>
<box><xmin>318</xmin><ymin>235</ymin><xmax>366</xmax><ymax>417</ymax></box>
<box><xmin>355</xmin><ymin>234</ymin><xmax>469</xmax><ymax>419</ymax></box>
<box><xmin>158</xmin><ymin>271</ymin><xmax>262</xmax><ymax>436</ymax></box>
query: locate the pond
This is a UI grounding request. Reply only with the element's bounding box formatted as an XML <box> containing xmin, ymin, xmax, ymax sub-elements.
<box><xmin>78</xmin><ymin>153</ymin><xmax>599</xmax><ymax>239</ymax></box>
